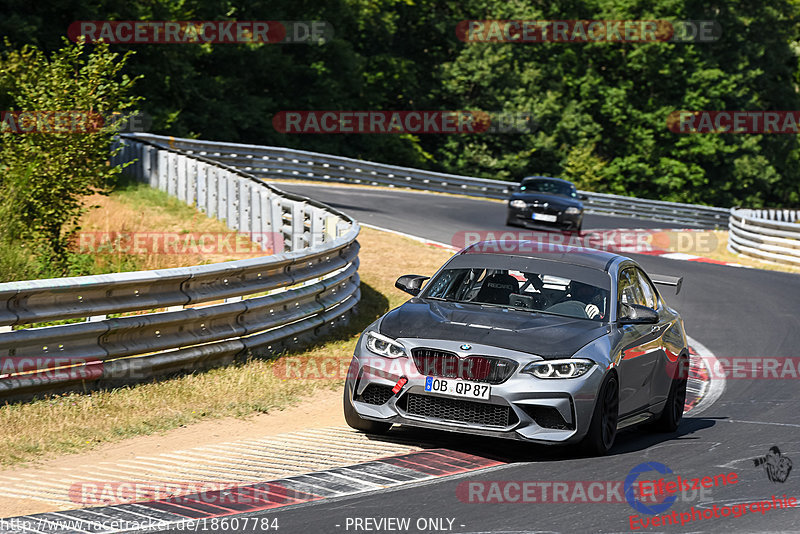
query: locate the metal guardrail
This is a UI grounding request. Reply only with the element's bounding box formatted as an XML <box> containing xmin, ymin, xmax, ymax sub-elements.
<box><xmin>728</xmin><ymin>208</ymin><xmax>800</xmax><ymax>266</ymax></box>
<box><xmin>0</xmin><ymin>136</ymin><xmax>361</xmax><ymax>401</ymax></box>
<box><xmin>129</xmin><ymin>133</ymin><xmax>731</xmax><ymax>229</ymax></box>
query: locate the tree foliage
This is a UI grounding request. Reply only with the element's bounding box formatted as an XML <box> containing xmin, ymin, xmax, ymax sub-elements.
<box><xmin>0</xmin><ymin>39</ymin><xmax>140</xmax><ymax>272</ymax></box>
<box><xmin>0</xmin><ymin>0</ymin><xmax>798</xmax><ymax>207</ymax></box>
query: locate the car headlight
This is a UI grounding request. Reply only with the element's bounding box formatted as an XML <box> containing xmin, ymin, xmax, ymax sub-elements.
<box><xmin>522</xmin><ymin>359</ymin><xmax>595</xmax><ymax>378</ymax></box>
<box><xmin>364</xmin><ymin>331</ymin><xmax>407</xmax><ymax>358</ymax></box>
<box><xmin>509</xmin><ymin>199</ymin><xmax>527</xmax><ymax>209</ymax></box>
<box><xmin>564</xmin><ymin>207</ymin><xmax>581</xmax><ymax>215</ymax></box>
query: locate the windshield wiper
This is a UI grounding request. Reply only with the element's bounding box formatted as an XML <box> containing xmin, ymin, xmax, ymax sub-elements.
<box><xmin>424</xmin><ymin>297</ymin><xmax>539</xmax><ymax>314</ymax></box>
<box><xmin>486</xmin><ymin>304</ymin><xmax>540</xmax><ymax>314</ymax></box>
<box><xmin>458</xmin><ymin>301</ymin><xmax>540</xmax><ymax>314</ymax></box>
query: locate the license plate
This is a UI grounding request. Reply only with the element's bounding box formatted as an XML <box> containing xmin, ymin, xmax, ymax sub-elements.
<box><xmin>532</xmin><ymin>212</ymin><xmax>558</xmax><ymax>222</ymax></box>
<box><xmin>424</xmin><ymin>377</ymin><xmax>491</xmax><ymax>400</ymax></box>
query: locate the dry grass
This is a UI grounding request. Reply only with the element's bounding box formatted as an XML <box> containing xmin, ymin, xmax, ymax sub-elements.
<box><xmin>77</xmin><ymin>180</ymin><xmax>264</xmax><ymax>271</ymax></box>
<box><xmin>0</xmin><ymin>227</ymin><xmax>453</xmax><ymax>467</ymax></box>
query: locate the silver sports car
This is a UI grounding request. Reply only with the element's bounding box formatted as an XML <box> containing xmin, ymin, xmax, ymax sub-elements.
<box><xmin>343</xmin><ymin>241</ymin><xmax>688</xmax><ymax>455</ymax></box>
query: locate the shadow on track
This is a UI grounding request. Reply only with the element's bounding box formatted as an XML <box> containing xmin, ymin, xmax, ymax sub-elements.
<box><xmin>354</xmin><ymin>416</ymin><xmax>720</xmax><ymax>463</ymax></box>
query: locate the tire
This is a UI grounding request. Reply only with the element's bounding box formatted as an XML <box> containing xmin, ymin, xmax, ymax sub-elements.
<box><xmin>581</xmin><ymin>373</ymin><xmax>619</xmax><ymax>456</ymax></box>
<box><xmin>651</xmin><ymin>359</ymin><xmax>688</xmax><ymax>433</ymax></box>
<box><xmin>343</xmin><ymin>381</ymin><xmax>392</xmax><ymax>434</ymax></box>
<box><xmin>506</xmin><ymin>215</ymin><xmax>518</xmax><ymax>227</ymax></box>
<box><xmin>565</xmin><ymin>221</ymin><xmax>582</xmax><ymax>233</ymax></box>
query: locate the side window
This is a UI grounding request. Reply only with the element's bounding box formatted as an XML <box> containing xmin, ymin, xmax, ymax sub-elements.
<box><xmin>618</xmin><ymin>269</ymin><xmax>641</xmax><ymax>307</ymax></box>
<box><xmin>634</xmin><ymin>268</ymin><xmax>658</xmax><ymax>310</ymax></box>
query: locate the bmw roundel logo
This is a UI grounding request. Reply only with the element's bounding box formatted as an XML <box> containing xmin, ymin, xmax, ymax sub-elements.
<box><xmin>460</xmin><ymin>344</ymin><xmax>472</xmax><ymax>351</ymax></box>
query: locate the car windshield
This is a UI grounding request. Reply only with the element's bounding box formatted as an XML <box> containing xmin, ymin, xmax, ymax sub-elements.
<box><xmin>423</xmin><ymin>266</ymin><xmax>609</xmax><ymax>321</ymax></box>
<box><xmin>520</xmin><ymin>179</ymin><xmax>576</xmax><ymax>198</ymax></box>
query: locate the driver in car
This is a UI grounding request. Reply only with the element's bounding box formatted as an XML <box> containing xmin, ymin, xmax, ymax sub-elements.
<box><xmin>569</xmin><ymin>281</ymin><xmax>605</xmax><ymax>319</ymax></box>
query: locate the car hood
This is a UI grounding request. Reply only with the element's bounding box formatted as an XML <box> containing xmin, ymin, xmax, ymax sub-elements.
<box><xmin>379</xmin><ymin>299</ymin><xmax>609</xmax><ymax>359</ymax></box>
<box><xmin>510</xmin><ymin>192</ymin><xmax>583</xmax><ymax>210</ymax></box>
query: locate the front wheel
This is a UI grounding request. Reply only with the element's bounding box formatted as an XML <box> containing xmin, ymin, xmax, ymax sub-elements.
<box><xmin>651</xmin><ymin>362</ymin><xmax>688</xmax><ymax>433</ymax></box>
<box><xmin>581</xmin><ymin>373</ymin><xmax>619</xmax><ymax>456</ymax></box>
<box><xmin>343</xmin><ymin>381</ymin><xmax>392</xmax><ymax>434</ymax></box>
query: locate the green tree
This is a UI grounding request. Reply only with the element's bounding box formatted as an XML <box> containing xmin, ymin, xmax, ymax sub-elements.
<box><xmin>0</xmin><ymin>39</ymin><xmax>140</xmax><ymax>273</ymax></box>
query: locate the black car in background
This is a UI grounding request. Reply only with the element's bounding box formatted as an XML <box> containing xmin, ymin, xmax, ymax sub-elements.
<box><xmin>506</xmin><ymin>176</ymin><xmax>587</xmax><ymax>232</ymax></box>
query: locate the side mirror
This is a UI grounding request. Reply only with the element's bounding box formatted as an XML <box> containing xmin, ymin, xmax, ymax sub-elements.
<box><xmin>619</xmin><ymin>303</ymin><xmax>659</xmax><ymax>325</ymax></box>
<box><xmin>395</xmin><ymin>275</ymin><xmax>430</xmax><ymax>296</ymax></box>
<box><xmin>579</xmin><ymin>193</ymin><xmax>589</xmax><ymax>201</ymax></box>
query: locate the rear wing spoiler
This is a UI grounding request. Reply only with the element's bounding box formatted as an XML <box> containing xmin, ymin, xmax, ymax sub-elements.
<box><xmin>650</xmin><ymin>274</ymin><xmax>683</xmax><ymax>295</ymax></box>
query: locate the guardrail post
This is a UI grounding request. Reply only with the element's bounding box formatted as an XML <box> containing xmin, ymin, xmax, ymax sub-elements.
<box><xmin>227</xmin><ymin>173</ymin><xmax>239</xmax><ymax>230</ymax></box>
<box><xmin>167</xmin><ymin>152</ymin><xmax>178</xmax><ymax>196</ymax></box>
<box><xmin>249</xmin><ymin>183</ymin><xmax>262</xmax><ymax>249</ymax></box>
<box><xmin>110</xmin><ymin>137</ymin><xmax>120</xmax><ymax>167</ymax></box>
<box><xmin>177</xmin><ymin>154</ymin><xmax>188</xmax><ymax>203</ymax></box>
<box><xmin>143</xmin><ymin>145</ymin><xmax>157</xmax><ymax>187</ymax></box>
<box><xmin>133</xmin><ymin>141</ymin><xmax>143</xmax><ymax>181</ymax></box>
<box><xmin>157</xmin><ymin>149</ymin><xmax>168</xmax><ymax>191</ymax></box>
<box><xmin>259</xmin><ymin>190</ymin><xmax>273</xmax><ymax>252</ymax></box>
<box><xmin>207</xmin><ymin>166</ymin><xmax>218</xmax><ymax>218</ymax></box>
<box><xmin>196</xmin><ymin>161</ymin><xmax>208</xmax><ymax>213</ymax></box>
<box><xmin>119</xmin><ymin>141</ymin><xmax>129</xmax><ymax>175</ymax></box>
<box><xmin>186</xmin><ymin>157</ymin><xmax>197</xmax><ymax>206</ymax></box>
<box><xmin>291</xmin><ymin>201</ymin><xmax>306</xmax><ymax>251</ymax></box>
<box><xmin>239</xmin><ymin>180</ymin><xmax>252</xmax><ymax>235</ymax></box>
<box><xmin>310</xmin><ymin>207</ymin><xmax>325</xmax><ymax>246</ymax></box>
<box><xmin>325</xmin><ymin>216</ymin><xmax>338</xmax><ymax>242</ymax></box>
<box><xmin>272</xmin><ymin>196</ymin><xmax>284</xmax><ymax>251</ymax></box>
<box><xmin>217</xmin><ymin>169</ymin><xmax>228</xmax><ymax>223</ymax></box>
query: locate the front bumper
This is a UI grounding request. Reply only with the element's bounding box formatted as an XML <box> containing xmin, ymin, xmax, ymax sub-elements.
<box><xmin>346</xmin><ymin>337</ymin><xmax>606</xmax><ymax>445</ymax></box>
<box><xmin>507</xmin><ymin>206</ymin><xmax>583</xmax><ymax>231</ymax></box>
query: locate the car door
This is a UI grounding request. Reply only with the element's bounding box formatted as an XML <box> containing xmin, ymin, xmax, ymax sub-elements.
<box><xmin>633</xmin><ymin>268</ymin><xmax>676</xmax><ymax>406</ymax></box>
<box><xmin>615</xmin><ymin>267</ymin><xmax>667</xmax><ymax>416</ymax></box>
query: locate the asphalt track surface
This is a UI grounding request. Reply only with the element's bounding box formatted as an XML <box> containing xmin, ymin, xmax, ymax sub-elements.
<box><xmin>169</xmin><ymin>185</ymin><xmax>800</xmax><ymax>532</ymax></box>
